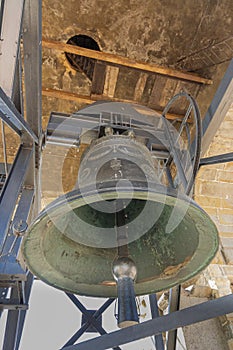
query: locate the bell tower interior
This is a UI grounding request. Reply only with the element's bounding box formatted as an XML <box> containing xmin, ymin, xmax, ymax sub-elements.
<box><xmin>0</xmin><ymin>1</ymin><xmax>233</xmax><ymax>349</ymax></box>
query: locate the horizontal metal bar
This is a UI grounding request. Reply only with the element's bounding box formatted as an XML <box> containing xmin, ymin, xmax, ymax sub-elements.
<box><xmin>64</xmin><ymin>294</ymin><xmax>233</xmax><ymax>350</ymax></box>
<box><xmin>46</xmin><ymin>112</ymin><xmax>170</xmax><ymax>150</ymax></box>
<box><xmin>200</xmin><ymin>152</ymin><xmax>233</xmax><ymax>166</ymax></box>
<box><xmin>0</xmin><ymin>303</ymin><xmax>28</xmax><ymax>310</ymax></box>
<box><xmin>0</xmin><ymin>87</ymin><xmax>38</xmax><ymax>143</ymax></box>
<box><xmin>0</xmin><ymin>145</ymin><xmax>33</xmax><ymax>252</ymax></box>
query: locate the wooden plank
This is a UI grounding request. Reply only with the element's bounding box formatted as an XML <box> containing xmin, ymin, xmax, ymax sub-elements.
<box><xmin>91</xmin><ymin>62</ymin><xmax>107</xmax><ymax>95</ymax></box>
<box><xmin>141</xmin><ymin>74</ymin><xmax>156</xmax><ymax>105</ymax></box>
<box><xmin>42</xmin><ymin>87</ymin><xmax>191</xmax><ymax>122</ymax></box>
<box><xmin>133</xmin><ymin>73</ymin><xmax>148</xmax><ymax>101</ymax></box>
<box><xmin>148</xmin><ymin>75</ymin><xmax>167</xmax><ymax>109</ymax></box>
<box><xmin>103</xmin><ymin>66</ymin><xmax>119</xmax><ymax>97</ymax></box>
<box><xmin>159</xmin><ymin>78</ymin><xmax>178</xmax><ymax>108</ymax></box>
<box><xmin>114</xmin><ymin>67</ymin><xmax>140</xmax><ymax>100</ymax></box>
<box><xmin>42</xmin><ymin>39</ymin><xmax>213</xmax><ymax>85</ymax></box>
<box><xmin>42</xmin><ymin>87</ymin><xmax>93</xmax><ymax>104</ymax></box>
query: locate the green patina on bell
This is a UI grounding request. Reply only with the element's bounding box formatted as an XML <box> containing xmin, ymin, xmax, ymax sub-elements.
<box><xmin>21</xmin><ymin>131</ymin><xmax>219</xmax><ymax>298</ymax></box>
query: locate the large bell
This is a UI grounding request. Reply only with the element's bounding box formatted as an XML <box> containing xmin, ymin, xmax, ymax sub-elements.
<box><xmin>21</xmin><ymin>101</ymin><xmax>219</xmax><ymax>299</ymax></box>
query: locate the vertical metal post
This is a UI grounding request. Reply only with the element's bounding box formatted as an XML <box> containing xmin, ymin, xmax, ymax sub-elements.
<box><xmin>149</xmin><ymin>294</ymin><xmax>165</xmax><ymax>350</ymax></box>
<box><xmin>0</xmin><ymin>0</ymin><xmax>25</xmax><ymax>97</ymax></box>
<box><xmin>166</xmin><ymin>285</ymin><xmax>181</xmax><ymax>350</ymax></box>
<box><xmin>2</xmin><ymin>287</ymin><xmax>21</xmax><ymax>350</ymax></box>
<box><xmin>14</xmin><ymin>272</ymin><xmax>34</xmax><ymax>350</ymax></box>
<box><xmin>22</xmin><ymin>0</ymin><xmax>42</xmax><ymax>216</ymax></box>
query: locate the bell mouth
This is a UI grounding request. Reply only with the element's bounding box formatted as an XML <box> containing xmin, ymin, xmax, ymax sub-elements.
<box><xmin>21</xmin><ymin>183</ymin><xmax>219</xmax><ymax>297</ymax></box>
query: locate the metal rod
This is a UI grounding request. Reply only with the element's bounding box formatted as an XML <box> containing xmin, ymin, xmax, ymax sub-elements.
<box><xmin>14</xmin><ymin>272</ymin><xmax>34</xmax><ymax>350</ymax></box>
<box><xmin>149</xmin><ymin>294</ymin><xmax>165</xmax><ymax>350</ymax></box>
<box><xmin>2</xmin><ymin>286</ymin><xmax>21</xmax><ymax>350</ymax></box>
<box><xmin>166</xmin><ymin>285</ymin><xmax>181</xmax><ymax>350</ymax></box>
<box><xmin>0</xmin><ymin>119</ymin><xmax>8</xmax><ymax>176</ymax></box>
<box><xmin>200</xmin><ymin>152</ymin><xmax>233</xmax><ymax>166</ymax></box>
<box><xmin>62</xmin><ymin>299</ymin><xmax>115</xmax><ymax>347</ymax></box>
<box><xmin>63</xmin><ymin>293</ymin><xmax>233</xmax><ymax>350</ymax></box>
<box><xmin>162</xmin><ymin>116</ymin><xmax>188</xmax><ymax>189</ymax></box>
<box><xmin>0</xmin><ymin>0</ymin><xmax>5</xmax><ymax>37</ymax></box>
<box><xmin>65</xmin><ymin>294</ymin><xmax>121</xmax><ymax>350</ymax></box>
<box><xmin>0</xmin><ymin>87</ymin><xmax>38</xmax><ymax>143</ymax></box>
<box><xmin>115</xmin><ymin>201</ymin><xmax>128</xmax><ymax>257</ymax></box>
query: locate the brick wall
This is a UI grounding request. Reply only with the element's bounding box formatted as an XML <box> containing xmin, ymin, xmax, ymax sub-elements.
<box><xmin>195</xmin><ymin>104</ymin><xmax>233</xmax><ymax>348</ymax></box>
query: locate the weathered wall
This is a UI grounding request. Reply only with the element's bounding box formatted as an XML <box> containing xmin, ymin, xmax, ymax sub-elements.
<box><xmin>195</xmin><ymin>104</ymin><xmax>233</xmax><ymax>349</ymax></box>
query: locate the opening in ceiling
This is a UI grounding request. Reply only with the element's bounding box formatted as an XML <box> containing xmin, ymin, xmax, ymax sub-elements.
<box><xmin>65</xmin><ymin>34</ymin><xmax>101</xmax><ymax>81</ymax></box>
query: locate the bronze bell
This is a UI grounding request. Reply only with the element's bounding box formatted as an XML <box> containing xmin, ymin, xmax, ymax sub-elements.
<box><xmin>21</xmin><ymin>102</ymin><xmax>219</xmax><ymax>302</ymax></box>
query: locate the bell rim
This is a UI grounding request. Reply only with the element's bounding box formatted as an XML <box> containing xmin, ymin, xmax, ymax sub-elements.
<box><xmin>21</xmin><ymin>184</ymin><xmax>219</xmax><ymax>297</ymax></box>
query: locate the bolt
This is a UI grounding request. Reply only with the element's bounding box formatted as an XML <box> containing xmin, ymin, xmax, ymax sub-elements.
<box><xmin>13</xmin><ymin>220</ymin><xmax>28</xmax><ymax>236</ymax></box>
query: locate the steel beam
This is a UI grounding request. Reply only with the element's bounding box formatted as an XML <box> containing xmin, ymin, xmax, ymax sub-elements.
<box><xmin>65</xmin><ymin>294</ymin><xmax>122</xmax><ymax>350</ymax></box>
<box><xmin>0</xmin><ymin>0</ymin><xmax>25</xmax><ymax>97</ymax></box>
<box><xmin>201</xmin><ymin>59</ymin><xmax>233</xmax><ymax>155</ymax></box>
<box><xmin>200</xmin><ymin>152</ymin><xmax>233</xmax><ymax>166</ymax></box>
<box><xmin>14</xmin><ymin>272</ymin><xmax>34</xmax><ymax>350</ymax></box>
<box><xmin>0</xmin><ymin>187</ymin><xmax>34</xmax><ymax>282</ymax></box>
<box><xmin>166</xmin><ymin>286</ymin><xmax>181</xmax><ymax>350</ymax></box>
<box><xmin>22</xmin><ymin>0</ymin><xmax>42</xmax><ymax>137</ymax></box>
<box><xmin>63</xmin><ymin>294</ymin><xmax>233</xmax><ymax>350</ymax></box>
<box><xmin>62</xmin><ymin>298</ymin><xmax>115</xmax><ymax>348</ymax></box>
<box><xmin>149</xmin><ymin>294</ymin><xmax>164</xmax><ymax>350</ymax></box>
<box><xmin>0</xmin><ymin>146</ymin><xmax>33</xmax><ymax>252</ymax></box>
<box><xmin>0</xmin><ymin>87</ymin><xmax>38</xmax><ymax>142</ymax></box>
<box><xmin>2</xmin><ymin>285</ymin><xmax>21</xmax><ymax>350</ymax></box>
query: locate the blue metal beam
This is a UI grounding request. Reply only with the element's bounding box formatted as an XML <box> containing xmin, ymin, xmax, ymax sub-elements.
<box><xmin>0</xmin><ymin>87</ymin><xmax>38</xmax><ymax>143</ymax></box>
<box><xmin>0</xmin><ymin>146</ymin><xmax>33</xmax><ymax>253</ymax></box>
<box><xmin>201</xmin><ymin>59</ymin><xmax>233</xmax><ymax>155</ymax></box>
<box><xmin>65</xmin><ymin>294</ymin><xmax>122</xmax><ymax>350</ymax></box>
<box><xmin>62</xmin><ymin>298</ymin><xmax>115</xmax><ymax>348</ymax></box>
<box><xmin>63</xmin><ymin>294</ymin><xmax>233</xmax><ymax>350</ymax></box>
<box><xmin>149</xmin><ymin>294</ymin><xmax>164</xmax><ymax>350</ymax></box>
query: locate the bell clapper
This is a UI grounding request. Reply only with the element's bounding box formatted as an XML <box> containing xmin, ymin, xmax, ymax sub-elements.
<box><xmin>112</xmin><ymin>200</ymin><xmax>139</xmax><ymax>328</ymax></box>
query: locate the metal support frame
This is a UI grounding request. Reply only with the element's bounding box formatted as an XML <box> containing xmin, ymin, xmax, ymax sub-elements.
<box><xmin>166</xmin><ymin>286</ymin><xmax>181</xmax><ymax>350</ymax></box>
<box><xmin>149</xmin><ymin>294</ymin><xmax>165</xmax><ymax>350</ymax></box>
<box><xmin>0</xmin><ymin>0</ymin><xmax>25</xmax><ymax>98</ymax></box>
<box><xmin>0</xmin><ymin>87</ymin><xmax>38</xmax><ymax>142</ymax></box>
<box><xmin>200</xmin><ymin>152</ymin><xmax>233</xmax><ymax>166</ymax></box>
<box><xmin>0</xmin><ymin>0</ymin><xmax>42</xmax><ymax>349</ymax></box>
<box><xmin>0</xmin><ymin>2</ymin><xmax>232</xmax><ymax>350</ymax></box>
<box><xmin>63</xmin><ymin>293</ymin><xmax>233</xmax><ymax>350</ymax></box>
<box><xmin>63</xmin><ymin>294</ymin><xmax>121</xmax><ymax>350</ymax></box>
<box><xmin>201</xmin><ymin>59</ymin><xmax>233</xmax><ymax>155</ymax></box>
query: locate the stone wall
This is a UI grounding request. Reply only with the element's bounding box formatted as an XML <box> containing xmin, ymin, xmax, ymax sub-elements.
<box><xmin>195</xmin><ymin>104</ymin><xmax>233</xmax><ymax>349</ymax></box>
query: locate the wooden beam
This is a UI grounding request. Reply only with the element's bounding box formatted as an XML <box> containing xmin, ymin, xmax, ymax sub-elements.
<box><xmin>103</xmin><ymin>66</ymin><xmax>119</xmax><ymax>97</ymax></box>
<box><xmin>42</xmin><ymin>87</ymin><xmax>189</xmax><ymax>122</ymax></box>
<box><xmin>42</xmin><ymin>87</ymin><xmax>93</xmax><ymax>104</ymax></box>
<box><xmin>42</xmin><ymin>39</ymin><xmax>212</xmax><ymax>85</ymax></box>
